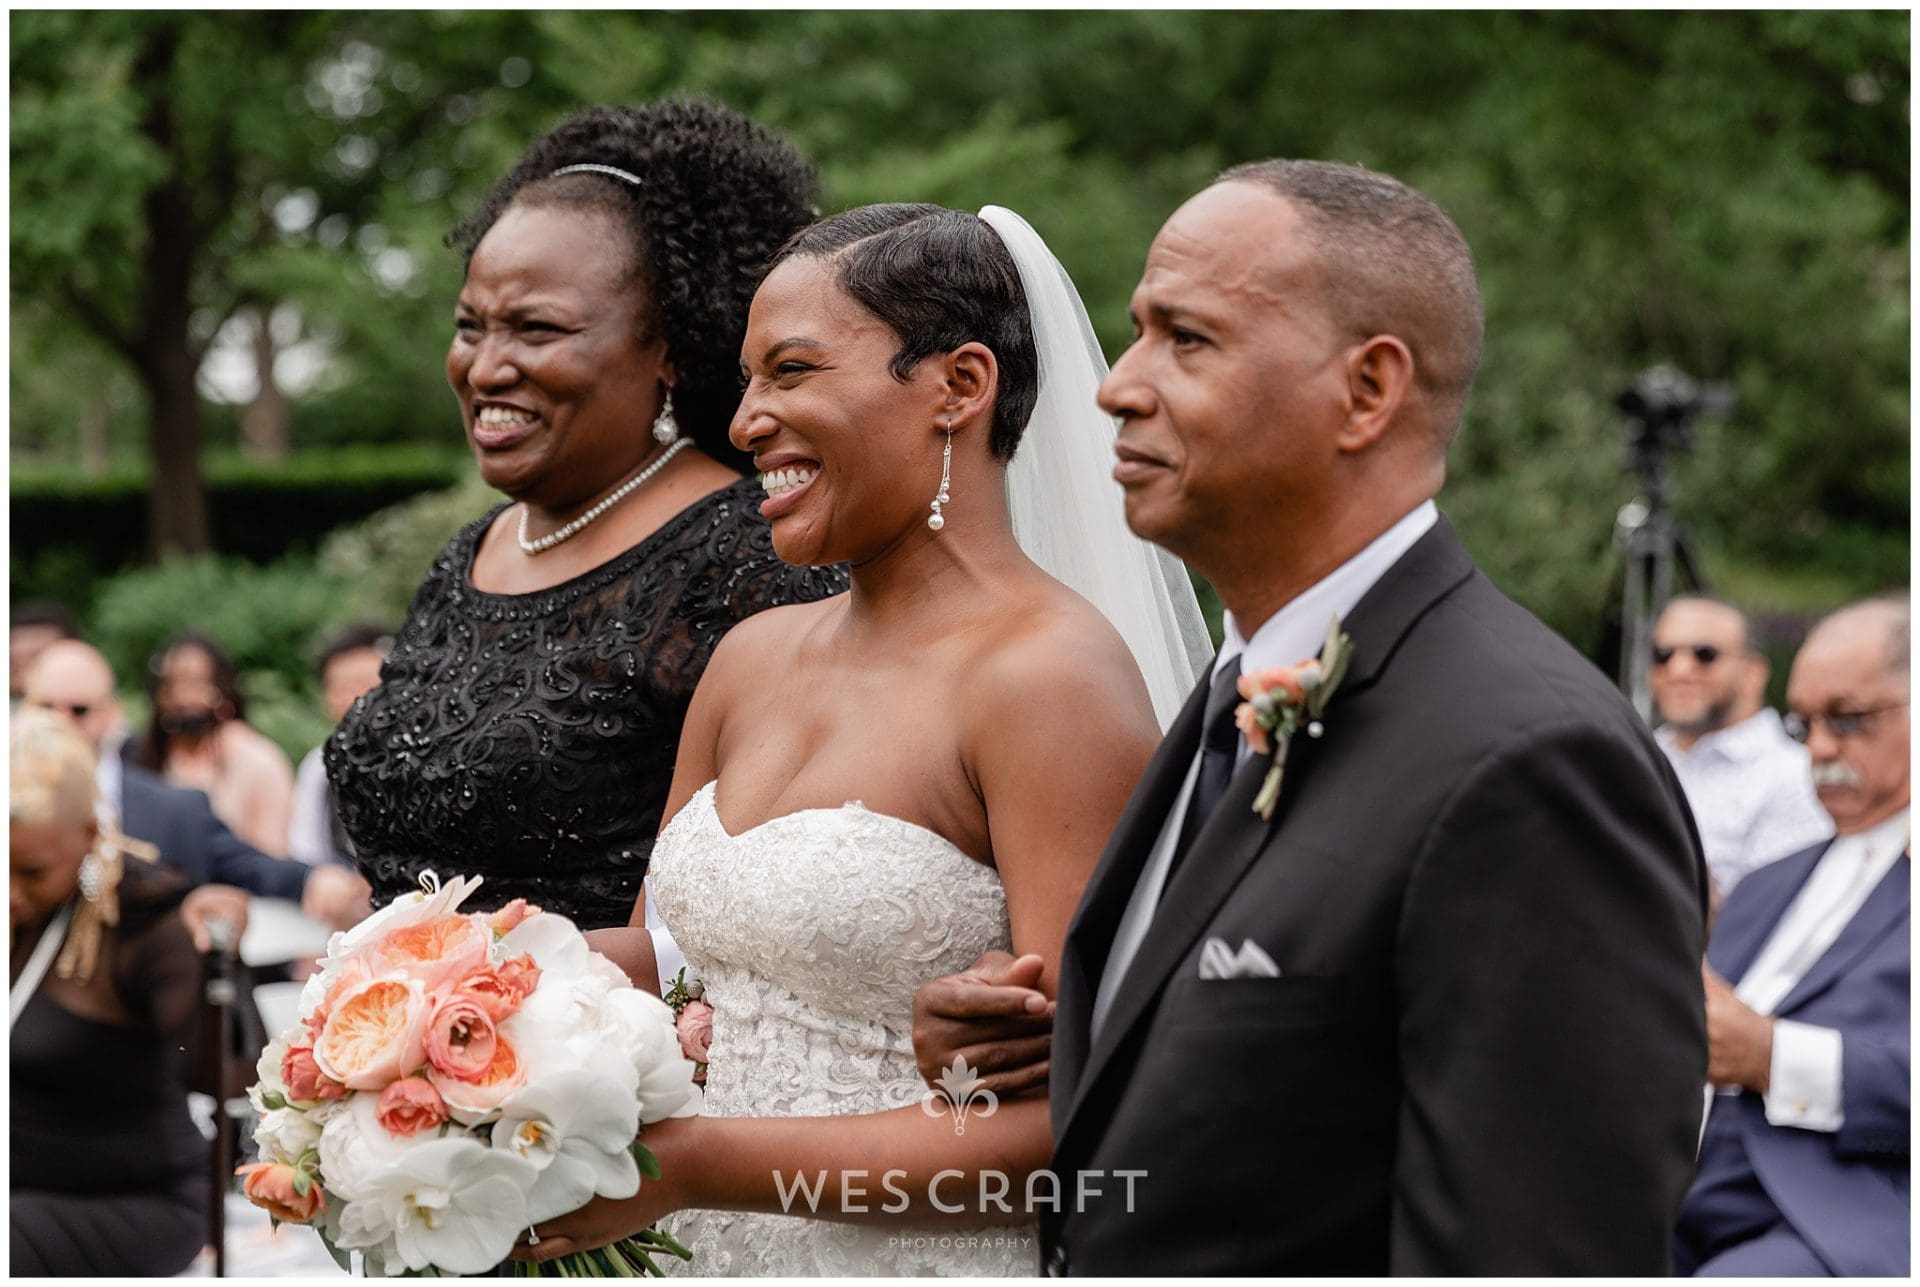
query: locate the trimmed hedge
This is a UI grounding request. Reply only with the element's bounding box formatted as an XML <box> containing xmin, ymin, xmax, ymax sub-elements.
<box><xmin>11</xmin><ymin>446</ymin><xmax>468</xmax><ymax>612</ymax></box>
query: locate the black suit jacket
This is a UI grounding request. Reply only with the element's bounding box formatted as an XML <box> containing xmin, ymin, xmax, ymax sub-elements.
<box><xmin>1045</xmin><ymin>518</ymin><xmax>1708</xmax><ymax>1274</ymax></box>
<box><xmin>119</xmin><ymin>765</ymin><xmax>310</xmax><ymax>903</ymax></box>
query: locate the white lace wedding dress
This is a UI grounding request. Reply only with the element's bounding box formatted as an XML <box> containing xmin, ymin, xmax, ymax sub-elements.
<box><xmin>649</xmin><ymin>781</ymin><xmax>1039</xmax><ymax>1276</ymax></box>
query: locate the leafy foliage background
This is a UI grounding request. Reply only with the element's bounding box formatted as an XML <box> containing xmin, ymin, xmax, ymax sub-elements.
<box><xmin>10</xmin><ymin>11</ymin><xmax>1908</xmax><ymax>749</ymax></box>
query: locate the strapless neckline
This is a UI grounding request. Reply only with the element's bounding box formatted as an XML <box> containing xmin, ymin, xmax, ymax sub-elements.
<box><xmin>693</xmin><ymin>779</ymin><xmax>990</xmax><ymax>874</ymax></box>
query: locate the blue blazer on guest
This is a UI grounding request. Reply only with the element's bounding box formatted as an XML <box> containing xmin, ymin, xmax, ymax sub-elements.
<box><xmin>118</xmin><ymin>765</ymin><xmax>310</xmax><ymax>903</ymax></box>
<box><xmin>1688</xmin><ymin>837</ymin><xmax>1909</xmax><ymax>1276</ymax></box>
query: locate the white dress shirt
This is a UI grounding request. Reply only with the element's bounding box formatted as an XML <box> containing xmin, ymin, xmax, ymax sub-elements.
<box><xmin>1090</xmin><ymin>502</ymin><xmax>1439</xmax><ymax>1039</ymax></box>
<box><xmin>1718</xmin><ymin>808</ymin><xmax>1908</xmax><ymax>1132</ymax></box>
<box><xmin>287</xmin><ymin>746</ymin><xmax>339</xmax><ymax>866</ymax></box>
<box><xmin>1657</xmin><ymin>709</ymin><xmax>1834</xmax><ymax>896</ymax></box>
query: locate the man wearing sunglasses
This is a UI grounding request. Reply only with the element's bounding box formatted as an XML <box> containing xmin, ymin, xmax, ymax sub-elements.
<box><xmin>1651</xmin><ymin>597</ymin><xmax>1832</xmax><ymax>898</ymax></box>
<box><xmin>1675</xmin><ymin>594</ymin><xmax>1909</xmax><ymax>1276</ymax></box>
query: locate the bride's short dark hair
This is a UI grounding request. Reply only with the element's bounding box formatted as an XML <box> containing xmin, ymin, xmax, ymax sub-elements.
<box><xmin>774</xmin><ymin>205</ymin><xmax>1040</xmax><ymax>461</ymax></box>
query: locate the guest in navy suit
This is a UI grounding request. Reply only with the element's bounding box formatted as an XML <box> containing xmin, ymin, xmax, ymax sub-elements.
<box><xmin>1677</xmin><ymin>595</ymin><xmax>1910</xmax><ymax>1276</ymax></box>
<box><xmin>22</xmin><ymin>641</ymin><xmax>369</xmax><ymax>938</ymax></box>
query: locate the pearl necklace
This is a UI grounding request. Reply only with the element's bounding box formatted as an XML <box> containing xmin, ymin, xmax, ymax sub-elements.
<box><xmin>516</xmin><ymin>438</ymin><xmax>692</xmax><ymax>554</ymax></box>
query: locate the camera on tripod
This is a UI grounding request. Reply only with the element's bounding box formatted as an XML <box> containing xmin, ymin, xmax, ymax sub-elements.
<box><xmin>1617</xmin><ymin>364</ymin><xmax>1736</xmax><ymax>479</ymax></box>
<box><xmin>1612</xmin><ymin>364</ymin><xmax>1735</xmax><ymax>723</ymax></box>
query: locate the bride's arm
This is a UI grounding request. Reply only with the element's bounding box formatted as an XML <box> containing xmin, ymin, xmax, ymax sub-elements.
<box><xmin>969</xmin><ymin>618</ymin><xmax>1162</xmax><ymax>1000</ymax></box>
<box><xmin>516</xmin><ymin>1097</ymin><xmax>1054</xmax><ymax>1262</ymax></box>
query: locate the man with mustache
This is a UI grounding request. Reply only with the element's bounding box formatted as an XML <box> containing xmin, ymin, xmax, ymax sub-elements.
<box><xmin>1676</xmin><ymin>594</ymin><xmax>1909</xmax><ymax>1275</ymax></box>
<box><xmin>913</xmin><ymin>160</ymin><xmax>1708</xmax><ymax>1272</ymax></box>
<box><xmin>1651</xmin><ymin>596</ymin><xmax>1832</xmax><ymax>899</ymax></box>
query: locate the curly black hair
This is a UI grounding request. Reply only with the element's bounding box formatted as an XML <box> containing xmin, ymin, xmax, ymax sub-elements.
<box><xmin>448</xmin><ymin>98</ymin><xmax>820</xmax><ymax>470</ymax></box>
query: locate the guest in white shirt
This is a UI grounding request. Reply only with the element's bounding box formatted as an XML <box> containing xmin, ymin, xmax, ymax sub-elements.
<box><xmin>288</xmin><ymin>624</ymin><xmax>391</xmax><ymax>867</ymax></box>
<box><xmin>1676</xmin><ymin>594</ymin><xmax>1910</xmax><ymax>1276</ymax></box>
<box><xmin>1651</xmin><ymin>596</ymin><xmax>1833</xmax><ymax>898</ymax></box>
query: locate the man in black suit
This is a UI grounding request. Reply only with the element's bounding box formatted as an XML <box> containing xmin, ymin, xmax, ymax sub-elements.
<box><xmin>23</xmin><ymin>639</ymin><xmax>367</xmax><ymax>936</ymax></box>
<box><xmin>913</xmin><ymin>162</ymin><xmax>1708</xmax><ymax>1273</ymax></box>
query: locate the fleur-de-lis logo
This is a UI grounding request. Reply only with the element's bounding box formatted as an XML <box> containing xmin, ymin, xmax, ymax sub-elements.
<box><xmin>920</xmin><ymin>1055</ymin><xmax>998</xmax><ymax>1135</ymax></box>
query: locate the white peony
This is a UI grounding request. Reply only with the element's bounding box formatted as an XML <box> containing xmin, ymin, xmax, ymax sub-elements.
<box><xmin>253</xmin><ymin>1105</ymin><xmax>324</xmax><ymax>1167</ymax></box>
<box><xmin>318</xmin><ymin>1095</ymin><xmax>431</xmax><ymax>1202</ymax></box>
<box><xmin>604</xmin><ymin>989</ymin><xmax>704</xmax><ymax>1123</ymax></box>
<box><xmin>491</xmin><ymin>1070</ymin><xmax>644</xmax><ymax>1223</ymax></box>
<box><xmin>251</xmin><ymin>1033</ymin><xmax>292</xmax><ymax>1109</ymax></box>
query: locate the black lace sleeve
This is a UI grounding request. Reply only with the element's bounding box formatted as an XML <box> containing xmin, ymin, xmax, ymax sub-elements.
<box><xmin>328</xmin><ymin>478</ymin><xmax>847</xmax><ymax>930</ymax></box>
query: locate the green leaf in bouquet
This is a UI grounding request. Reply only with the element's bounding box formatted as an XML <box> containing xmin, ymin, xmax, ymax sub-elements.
<box><xmin>630</xmin><ymin>1139</ymin><xmax>661</xmax><ymax>1181</ymax></box>
<box><xmin>320</xmin><ymin>1233</ymin><xmax>354</xmax><ymax>1275</ymax></box>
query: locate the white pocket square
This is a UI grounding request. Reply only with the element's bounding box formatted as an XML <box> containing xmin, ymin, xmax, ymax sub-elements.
<box><xmin>1198</xmin><ymin>936</ymin><xmax>1281</xmax><ymax>980</ymax></box>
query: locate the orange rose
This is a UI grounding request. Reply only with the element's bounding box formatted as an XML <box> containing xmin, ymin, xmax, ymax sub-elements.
<box><xmin>235</xmin><ymin>1162</ymin><xmax>325</xmax><ymax>1224</ymax></box>
<box><xmin>423</xmin><ymin>994</ymin><xmax>501</xmax><ymax>1081</ymax></box>
<box><xmin>453</xmin><ymin>955</ymin><xmax>543</xmax><ymax>1023</ymax></box>
<box><xmin>374</xmin><ymin>1075</ymin><xmax>450</xmax><ymax>1137</ymax></box>
<box><xmin>282</xmin><ymin>1043</ymin><xmax>348</xmax><ymax>1102</ymax></box>
<box><xmin>430</xmin><ymin>1030</ymin><xmax>525</xmax><ymax>1117</ymax></box>
<box><xmin>1234</xmin><ymin>703</ymin><xmax>1273</xmax><ymax>757</ymax></box>
<box><xmin>1239</xmin><ymin>665</ymin><xmax>1308</xmax><ymax>707</ymax></box>
<box><xmin>314</xmin><ymin>977</ymin><xmax>430</xmax><ymax>1091</ymax></box>
<box><xmin>374</xmin><ymin>913</ymin><xmax>488</xmax><ymax>990</ymax></box>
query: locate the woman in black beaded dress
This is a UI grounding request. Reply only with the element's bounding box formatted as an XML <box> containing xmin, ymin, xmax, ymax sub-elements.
<box><xmin>327</xmin><ymin>101</ymin><xmax>846</xmax><ymax>932</ymax></box>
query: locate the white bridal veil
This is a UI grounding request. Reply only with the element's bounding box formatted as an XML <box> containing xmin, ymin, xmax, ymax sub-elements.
<box><xmin>979</xmin><ymin>206</ymin><xmax>1213</xmax><ymax>728</ymax></box>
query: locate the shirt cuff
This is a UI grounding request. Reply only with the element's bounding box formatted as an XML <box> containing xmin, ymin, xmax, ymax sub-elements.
<box><xmin>650</xmin><ymin>926</ymin><xmax>688</xmax><ymax>998</ymax></box>
<box><xmin>1764</xmin><ymin>1020</ymin><xmax>1845</xmax><ymax>1132</ymax></box>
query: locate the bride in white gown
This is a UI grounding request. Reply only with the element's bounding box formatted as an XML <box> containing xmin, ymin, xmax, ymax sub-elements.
<box><xmin>524</xmin><ymin>204</ymin><xmax>1209</xmax><ymax>1276</ymax></box>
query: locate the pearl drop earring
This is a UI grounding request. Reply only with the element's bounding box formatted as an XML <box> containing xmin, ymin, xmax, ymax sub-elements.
<box><xmin>927</xmin><ymin>422</ymin><xmax>954</xmax><ymax>532</ymax></box>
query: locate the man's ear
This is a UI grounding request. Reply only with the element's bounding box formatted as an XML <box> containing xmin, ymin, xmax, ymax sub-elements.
<box><xmin>940</xmin><ymin>342</ymin><xmax>999</xmax><ymax>434</ymax></box>
<box><xmin>1335</xmin><ymin>335</ymin><xmax>1414</xmax><ymax>455</ymax></box>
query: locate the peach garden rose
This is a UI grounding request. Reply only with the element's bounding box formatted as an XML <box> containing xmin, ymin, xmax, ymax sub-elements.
<box><xmin>314</xmin><ymin>977</ymin><xmax>430</xmax><ymax>1091</ymax></box>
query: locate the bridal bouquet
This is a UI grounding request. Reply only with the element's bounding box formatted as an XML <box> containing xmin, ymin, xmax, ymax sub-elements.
<box><xmin>238</xmin><ymin>872</ymin><xmax>702</xmax><ymax>1276</ymax></box>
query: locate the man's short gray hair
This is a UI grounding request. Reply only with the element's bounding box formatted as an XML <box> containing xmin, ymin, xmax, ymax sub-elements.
<box><xmin>1214</xmin><ymin>159</ymin><xmax>1484</xmax><ymax>442</ymax></box>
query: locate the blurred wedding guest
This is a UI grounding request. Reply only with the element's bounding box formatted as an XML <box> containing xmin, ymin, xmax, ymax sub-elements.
<box><xmin>1676</xmin><ymin>595</ymin><xmax>1909</xmax><ymax>1276</ymax></box>
<box><xmin>134</xmin><ymin>630</ymin><xmax>296</xmax><ymax>855</ymax></box>
<box><xmin>288</xmin><ymin>623</ymin><xmax>391</xmax><ymax>867</ymax></box>
<box><xmin>25</xmin><ymin>639</ymin><xmax>368</xmax><ymax>935</ymax></box>
<box><xmin>10</xmin><ymin>708</ymin><xmax>207</xmax><ymax>1276</ymax></box>
<box><xmin>10</xmin><ymin>600</ymin><xmax>77</xmax><ymax>704</ymax></box>
<box><xmin>1653</xmin><ymin>596</ymin><xmax>1833</xmax><ymax>897</ymax></box>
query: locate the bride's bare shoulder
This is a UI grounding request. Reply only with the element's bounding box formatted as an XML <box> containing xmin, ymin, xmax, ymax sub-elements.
<box><xmin>969</xmin><ymin>582</ymin><xmax>1157</xmax><ymax>728</ymax></box>
<box><xmin>701</xmin><ymin>593</ymin><xmax>842</xmax><ymax>680</ymax></box>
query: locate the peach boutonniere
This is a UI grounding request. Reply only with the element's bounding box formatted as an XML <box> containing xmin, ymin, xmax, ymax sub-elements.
<box><xmin>1234</xmin><ymin>613</ymin><xmax>1354</xmax><ymax>819</ymax></box>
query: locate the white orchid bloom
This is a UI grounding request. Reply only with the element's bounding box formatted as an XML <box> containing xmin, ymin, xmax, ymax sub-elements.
<box><xmin>497</xmin><ymin>910</ymin><xmax>592</xmax><ymax>980</ymax></box>
<box><xmin>492</xmin><ymin>1070</ymin><xmax>644</xmax><ymax>1223</ymax></box>
<box><xmin>333</xmin><ymin>1136</ymin><xmax>534</xmax><ymax>1276</ymax></box>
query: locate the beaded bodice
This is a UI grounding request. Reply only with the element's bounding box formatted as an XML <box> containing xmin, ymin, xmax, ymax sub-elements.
<box><xmin>326</xmin><ymin>478</ymin><xmax>848</xmax><ymax>929</ymax></box>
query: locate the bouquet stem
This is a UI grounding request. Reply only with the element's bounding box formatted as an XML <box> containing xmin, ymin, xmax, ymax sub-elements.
<box><xmin>513</xmin><ymin>1229</ymin><xmax>693</xmax><ymax>1278</ymax></box>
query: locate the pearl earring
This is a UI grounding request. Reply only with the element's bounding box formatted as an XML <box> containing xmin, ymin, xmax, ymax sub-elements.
<box><xmin>652</xmin><ymin>391</ymin><xmax>680</xmax><ymax>446</ymax></box>
<box><xmin>927</xmin><ymin>422</ymin><xmax>954</xmax><ymax>532</ymax></box>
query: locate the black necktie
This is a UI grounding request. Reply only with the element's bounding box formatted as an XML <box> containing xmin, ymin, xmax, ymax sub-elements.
<box><xmin>1164</xmin><ymin>657</ymin><xmax>1244</xmax><ymax>894</ymax></box>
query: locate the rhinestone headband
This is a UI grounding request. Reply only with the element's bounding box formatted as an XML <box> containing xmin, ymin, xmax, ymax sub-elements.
<box><xmin>550</xmin><ymin>162</ymin><xmax>643</xmax><ymax>186</ymax></box>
